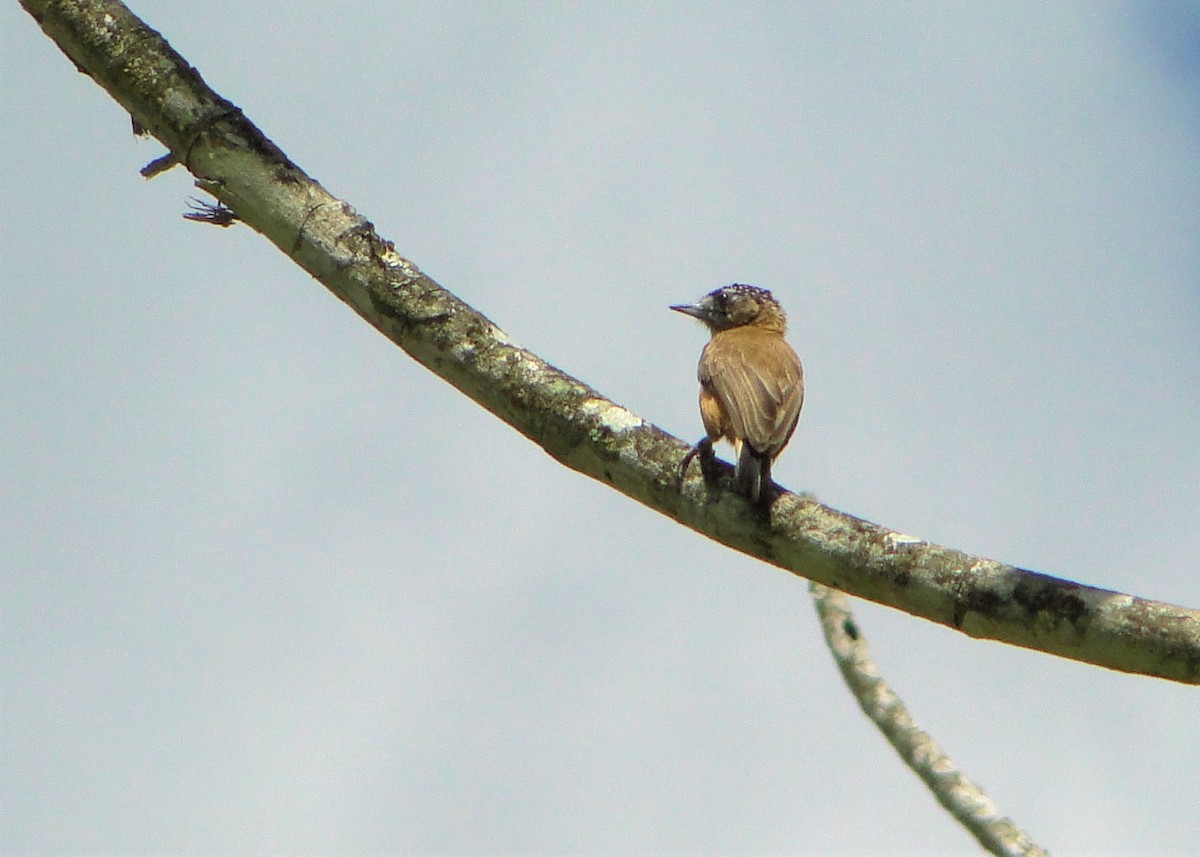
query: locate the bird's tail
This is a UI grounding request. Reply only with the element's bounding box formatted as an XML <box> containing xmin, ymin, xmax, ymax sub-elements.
<box><xmin>735</xmin><ymin>444</ymin><xmax>771</xmax><ymax>503</ymax></box>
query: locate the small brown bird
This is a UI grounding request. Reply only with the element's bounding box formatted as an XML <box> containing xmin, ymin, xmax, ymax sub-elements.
<box><xmin>671</xmin><ymin>284</ymin><xmax>804</xmax><ymax>503</ymax></box>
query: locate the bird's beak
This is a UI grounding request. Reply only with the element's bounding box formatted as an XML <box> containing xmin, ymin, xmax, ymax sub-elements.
<box><xmin>670</xmin><ymin>302</ymin><xmax>709</xmax><ymax>321</ymax></box>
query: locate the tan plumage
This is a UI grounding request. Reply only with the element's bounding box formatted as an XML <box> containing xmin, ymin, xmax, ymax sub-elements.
<box><xmin>672</xmin><ymin>285</ymin><xmax>804</xmax><ymax>503</ymax></box>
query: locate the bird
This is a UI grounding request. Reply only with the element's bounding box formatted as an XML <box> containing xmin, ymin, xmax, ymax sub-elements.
<box><xmin>671</xmin><ymin>284</ymin><xmax>804</xmax><ymax>504</ymax></box>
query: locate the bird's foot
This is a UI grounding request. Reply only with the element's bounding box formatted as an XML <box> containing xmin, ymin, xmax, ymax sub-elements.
<box><xmin>678</xmin><ymin>437</ymin><xmax>718</xmax><ymax>489</ymax></box>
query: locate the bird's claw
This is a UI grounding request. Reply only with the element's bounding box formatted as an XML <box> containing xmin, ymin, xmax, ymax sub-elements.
<box><xmin>678</xmin><ymin>437</ymin><xmax>717</xmax><ymax>489</ymax></box>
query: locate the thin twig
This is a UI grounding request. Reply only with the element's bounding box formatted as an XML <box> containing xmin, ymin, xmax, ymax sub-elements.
<box><xmin>809</xmin><ymin>582</ymin><xmax>1050</xmax><ymax>856</ymax></box>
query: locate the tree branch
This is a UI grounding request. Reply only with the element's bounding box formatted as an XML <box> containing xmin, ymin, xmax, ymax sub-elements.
<box><xmin>20</xmin><ymin>0</ymin><xmax>1200</xmax><ymax>684</ymax></box>
<box><xmin>809</xmin><ymin>584</ymin><xmax>1048</xmax><ymax>856</ymax></box>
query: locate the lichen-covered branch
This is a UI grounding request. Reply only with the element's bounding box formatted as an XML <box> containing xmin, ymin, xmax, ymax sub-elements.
<box><xmin>20</xmin><ymin>0</ymin><xmax>1200</xmax><ymax>684</ymax></box>
<box><xmin>809</xmin><ymin>583</ymin><xmax>1049</xmax><ymax>856</ymax></box>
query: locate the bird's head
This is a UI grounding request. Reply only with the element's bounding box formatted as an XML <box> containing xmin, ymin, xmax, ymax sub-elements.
<box><xmin>670</xmin><ymin>284</ymin><xmax>786</xmax><ymax>334</ymax></box>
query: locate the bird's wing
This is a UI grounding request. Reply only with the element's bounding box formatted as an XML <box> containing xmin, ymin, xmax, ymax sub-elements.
<box><xmin>700</xmin><ymin>331</ymin><xmax>803</xmax><ymax>457</ymax></box>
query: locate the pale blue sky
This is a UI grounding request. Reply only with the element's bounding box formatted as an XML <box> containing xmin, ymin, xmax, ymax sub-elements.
<box><xmin>4</xmin><ymin>2</ymin><xmax>1199</xmax><ymax>853</ymax></box>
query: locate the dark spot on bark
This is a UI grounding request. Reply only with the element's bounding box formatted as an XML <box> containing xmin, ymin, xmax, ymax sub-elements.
<box><xmin>842</xmin><ymin>618</ymin><xmax>859</xmax><ymax>640</ymax></box>
<box><xmin>954</xmin><ymin>584</ymin><xmax>1003</xmax><ymax>629</ymax></box>
<box><xmin>954</xmin><ymin>570</ymin><xmax>1091</xmax><ymax>633</ymax></box>
<box><xmin>1012</xmin><ymin>576</ymin><xmax>1088</xmax><ymax>625</ymax></box>
<box><xmin>369</xmin><ymin>290</ymin><xmax>407</xmax><ymax>325</ymax></box>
